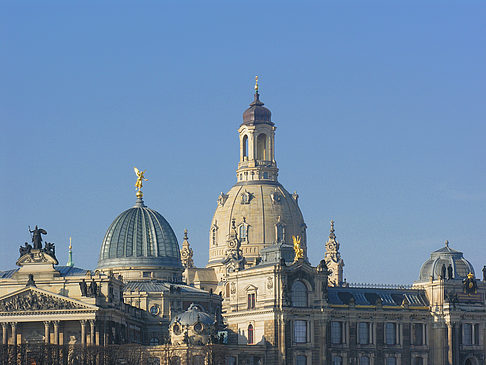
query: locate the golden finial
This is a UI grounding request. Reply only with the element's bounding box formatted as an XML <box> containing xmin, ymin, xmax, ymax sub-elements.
<box><xmin>134</xmin><ymin>167</ymin><xmax>148</xmax><ymax>198</ymax></box>
<box><xmin>292</xmin><ymin>235</ymin><xmax>304</xmax><ymax>262</ymax></box>
<box><xmin>254</xmin><ymin>75</ymin><xmax>259</xmax><ymax>92</ymax></box>
<box><xmin>69</xmin><ymin>236</ymin><xmax>72</xmax><ymax>250</ymax></box>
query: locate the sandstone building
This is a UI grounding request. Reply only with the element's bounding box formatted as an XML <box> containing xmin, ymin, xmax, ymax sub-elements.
<box><xmin>0</xmin><ymin>82</ymin><xmax>485</xmax><ymax>365</ymax></box>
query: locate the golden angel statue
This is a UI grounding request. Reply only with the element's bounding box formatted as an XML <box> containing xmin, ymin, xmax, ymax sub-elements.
<box><xmin>292</xmin><ymin>235</ymin><xmax>304</xmax><ymax>262</ymax></box>
<box><xmin>134</xmin><ymin>167</ymin><xmax>148</xmax><ymax>191</ymax></box>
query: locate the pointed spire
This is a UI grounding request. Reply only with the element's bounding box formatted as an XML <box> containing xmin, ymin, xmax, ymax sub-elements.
<box><xmin>324</xmin><ymin>219</ymin><xmax>344</xmax><ymax>287</ymax></box>
<box><xmin>250</xmin><ymin>75</ymin><xmax>264</xmax><ymax>107</ymax></box>
<box><xmin>180</xmin><ymin>229</ymin><xmax>194</xmax><ymax>269</ymax></box>
<box><xmin>66</xmin><ymin>237</ymin><xmax>74</xmax><ymax>267</ymax></box>
<box><xmin>329</xmin><ymin>220</ymin><xmax>336</xmax><ymax>240</ymax></box>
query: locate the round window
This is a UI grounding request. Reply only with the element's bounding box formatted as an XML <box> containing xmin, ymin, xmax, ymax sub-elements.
<box><xmin>150</xmin><ymin>305</ymin><xmax>159</xmax><ymax>316</ymax></box>
<box><xmin>194</xmin><ymin>322</ymin><xmax>203</xmax><ymax>334</ymax></box>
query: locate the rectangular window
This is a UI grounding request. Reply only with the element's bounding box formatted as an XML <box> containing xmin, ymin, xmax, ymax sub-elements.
<box><xmin>358</xmin><ymin>322</ymin><xmax>370</xmax><ymax>345</ymax></box>
<box><xmin>385</xmin><ymin>358</ymin><xmax>397</xmax><ymax>365</ymax></box>
<box><xmin>414</xmin><ymin>357</ymin><xmax>424</xmax><ymax>365</ymax></box>
<box><xmin>385</xmin><ymin>323</ymin><xmax>397</xmax><ymax>345</ymax></box>
<box><xmin>247</xmin><ymin>293</ymin><xmax>256</xmax><ymax>309</ymax></box>
<box><xmin>413</xmin><ymin>323</ymin><xmax>424</xmax><ymax>345</ymax></box>
<box><xmin>296</xmin><ymin>355</ymin><xmax>307</xmax><ymax>365</ymax></box>
<box><xmin>359</xmin><ymin>357</ymin><xmax>370</xmax><ymax>365</ymax></box>
<box><xmin>294</xmin><ymin>320</ymin><xmax>307</xmax><ymax>343</ymax></box>
<box><xmin>225</xmin><ymin>356</ymin><xmax>236</xmax><ymax>365</ymax></box>
<box><xmin>474</xmin><ymin>323</ymin><xmax>480</xmax><ymax>345</ymax></box>
<box><xmin>331</xmin><ymin>321</ymin><xmax>343</xmax><ymax>344</ymax></box>
<box><xmin>463</xmin><ymin>323</ymin><xmax>472</xmax><ymax>345</ymax></box>
<box><xmin>332</xmin><ymin>356</ymin><xmax>343</xmax><ymax>365</ymax></box>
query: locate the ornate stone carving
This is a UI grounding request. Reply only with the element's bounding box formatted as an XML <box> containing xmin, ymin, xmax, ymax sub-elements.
<box><xmin>324</xmin><ymin>220</ymin><xmax>344</xmax><ymax>287</ymax></box>
<box><xmin>270</xmin><ymin>189</ymin><xmax>281</xmax><ymax>204</ymax></box>
<box><xmin>19</xmin><ymin>226</ymin><xmax>57</xmax><ymax>261</ymax></box>
<box><xmin>230</xmin><ymin>282</ymin><xmax>236</xmax><ymax>294</ymax></box>
<box><xmin>0</xmin><ymin>289</ymin><xmax>87</xmax><ymax>312</ymax></box>
<box><xmin>217</xmin><ymin>192</ymin><xmax>228</xmax><ymax>207</ymax></box>
<box><xmin>463</xmin><ymin>273</ymin><xmax>478</xmax><ymax>295</ymax></box>
<box><xmin>240</xmin><ymin>190</ymin><xmax>253</xmax><ymax>204</ymax></box>
<box><xmin>267</xmin><ymin>277</ymin><xmax>273</xmax><ymax>289</ymax></box>
<box><xmin>180</xmin><ymin>229</ymin><xmax>194</xmax><ymax>268</ymax></box>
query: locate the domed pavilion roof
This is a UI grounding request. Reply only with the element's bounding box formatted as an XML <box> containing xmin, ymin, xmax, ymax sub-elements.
<box><xmin>97</xmin><ymin>196</ymin><xmax>181</xmax><ymax>271</ymax></box>
<box><xmin>170</xmin><ymin>303</ymin><xmax>215</xmax><ymax>327</ymax></box>
<box><xmin>417</xmin><ymin>241</ymin><xmax>475</xmax><ymax>282</ymax></box>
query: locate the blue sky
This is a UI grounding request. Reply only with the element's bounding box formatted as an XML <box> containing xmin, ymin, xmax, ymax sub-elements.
<box><xmin>1</xmin><ymin>1</ymin><xmax>485</xmax><ymax>284</ymax></box>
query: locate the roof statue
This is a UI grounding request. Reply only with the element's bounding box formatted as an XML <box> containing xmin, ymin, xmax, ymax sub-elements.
<box><xmin>30</xmin><ymin>225</ymin><xmax>47</xmax><ymax>249</ymax></box>
<box><xmin>292</xmin><ymin>235</ymin><xmax>304</xmax><ymax>262</ymax></box>
<box><xmin>254</xmin><ymin>75</ymin><xmax>259</xmax><ymax>92</ymax></box>
<box><xmin>134</xmin><ymin>167</ymin><xmax>148</xmax><ymax>198</ymax></box>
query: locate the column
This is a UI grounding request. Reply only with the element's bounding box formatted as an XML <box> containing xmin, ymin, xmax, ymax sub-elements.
<box><xmin>95</xmin><ymin>321</ymin><xmax>101</xmax><ymax>346</ymax></box>
<box><xmin>447</xmin><ymin>323</ymin><xmax>453</xmax><ymax>365</ymax></box>
<box><xmin>53</xmin><ymin>321</ymin><xmax>59</xmax><ymax>345</ymax></box>
<box><xmin>10</xmin><ymin>322</ymin><xmax>17</xmax><ymax>346</ymax></box>
<box><xmin>44</xmin><ymin>321</ymin><xmax>50</xmax><ymax>344</ymax></box>
<box><xmin>103</xmin><ymin>321</ymin><xmax>109</xmax><ymax>345</ymax></box>
<box><xmin>1</xmin><ymin>323</ymin><xmax>7</xmax><ymax>345</ymax></box>
<box><xmin>89</xmin><ymin>320</ymin><xmax>95</xmax><ymax>346</ymax></box>
<box><xmin>80</xmin><ymin>320</ymin><xmax>87</xmax><ymax>346</ymax></box>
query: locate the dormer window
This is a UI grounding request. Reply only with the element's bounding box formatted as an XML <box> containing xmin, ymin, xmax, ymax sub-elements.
<box><xmin>238</xmin><ymin>218</ymin><xmax>249</xmax><ymax>243</ymax></box>
<box><xmin>276</xmin><ymin>221</ymin><xmax>286</xmax><ymax>243</ymax></box>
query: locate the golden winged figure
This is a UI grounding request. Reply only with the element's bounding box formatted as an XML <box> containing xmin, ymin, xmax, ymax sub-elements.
<box><xmin>134</xmin><ymin>167</ymin><xmax>148</xmax><ymax>191</ymax></box>
<box><xmin>292</xmin><ymin>235</ymin><xmax>304</xmax><ymax>262</ymax></box>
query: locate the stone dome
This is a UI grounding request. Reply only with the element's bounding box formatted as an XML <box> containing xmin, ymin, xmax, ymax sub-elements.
<box><xmin>170</xmin><ymin>303</ymin><xmax>216</xmax><ymax>345</ymax></box>
<box><xmin>171</xmin><ymin>303</ymin><xmax>215</xmax><ymax>327</ymax></box>
<box><xmin>417</xmin><ymin>241</ymin><xmax>475</xmax><ymax>282</ymax></box>
<box><xmin>208</xmin><ymin>182</ymin><xmax>306</xmax><ymax>268</ymax></box>
<box><xmin>97</xmin><ymin>196</ymin><xmax>182</xmax><ymax>276</ymax></box>
<box><xmin>242</xmin><ymin>92</ymin><xmax>273</xmax><ymax>125</ymax></box>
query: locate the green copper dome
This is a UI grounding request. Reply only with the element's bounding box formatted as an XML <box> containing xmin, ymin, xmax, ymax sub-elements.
<box><xmin>97</xmin><ymin>197</ymin><xmax>182</xmax><ymax>270</ymax></box>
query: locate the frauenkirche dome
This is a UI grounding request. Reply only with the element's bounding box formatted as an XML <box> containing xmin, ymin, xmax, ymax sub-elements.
<box><xmin>207</xmin><ymin>79</ymin><xmax>306</xmax><ymax>273</ymax></box>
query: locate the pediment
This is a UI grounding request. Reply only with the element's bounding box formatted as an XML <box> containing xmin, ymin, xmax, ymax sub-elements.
<box><xmin>0</xmin><ymin>287</ymin><xmax>98</xmax><ymax>313</ymax></box>
<box><xmin>16</xmin><ymin>249</ymin><xmax>58</xmax><ymax>266</ymax></box>
<box><xmin>245</xmin><ymin>284</ymin><xmax>258</xmax><ymax>292</ymax></box>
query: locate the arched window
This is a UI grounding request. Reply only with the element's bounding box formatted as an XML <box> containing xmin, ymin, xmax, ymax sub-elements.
<box><xmin>242</xmin><ymin>135</ymin><xmax>248</xmax><ymax>160</ymax></box>
<box><xmin>276</xmin><ymin>223</ymin><xmax>285</xmax><ymax>243</ymax></box>
<box><xmin>225</xmin><ymin>282</ymin><xmax>230</xmax><ymax>297</ymax></box>
<box><xmin>291</xmin><ymin>280</ymin><xmax>308</xmax><ymax>307</ymax></box>
<box><xmin>248</xmin><ymin>324</ymin><xmax>254</xmax><ymax>344</ymax></box>
<box><xmin>239</xmin><ymin>225</ymin><xmax>246</xmax><ymax>239</ymax></box>
<box><xmin>211</xmin><ymin>225</ymin><xmax>218</xmax><ymax>246</ymax></box>
<box><xmin>149</xmin><ymin>337</ymin><xmax>159</xmax><ymax>346</ymax></box>
<box><xmin>257</xmin><ymin>134</ymin><xmax>267</xmax><ymax>160</ymax></box>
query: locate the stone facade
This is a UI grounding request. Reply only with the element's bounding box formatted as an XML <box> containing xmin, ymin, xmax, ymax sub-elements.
<box><xmin>1</xmin><ymin>86</ymin><xmax>485</xmax><ymax>365</ymax></box>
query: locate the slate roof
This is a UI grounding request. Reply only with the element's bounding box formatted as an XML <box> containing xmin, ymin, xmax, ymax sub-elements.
<box><xmin>327</xmin><ymin>287</ymin><xmax>429</xmax><ymax>308</ymax></box>
<box><xmin>123</xmin><ymin>280</ymin><xmax>208</xmax><ymax>294</ymax></box>
<box><xmin>0</xmin><ymin>266</ymin><xmax>88</xmax><ymax>279</ymax></box>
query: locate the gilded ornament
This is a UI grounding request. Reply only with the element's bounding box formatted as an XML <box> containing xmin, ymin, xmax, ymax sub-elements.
<box><xmin>134</xmin><ymin>167</ymin><xmax>148</xmax><ymax>197</ymax></box>
<box><xmin>292</xmin><ymin>235</ymin><xmax>304</xmax><ymax>262</ymax></box>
